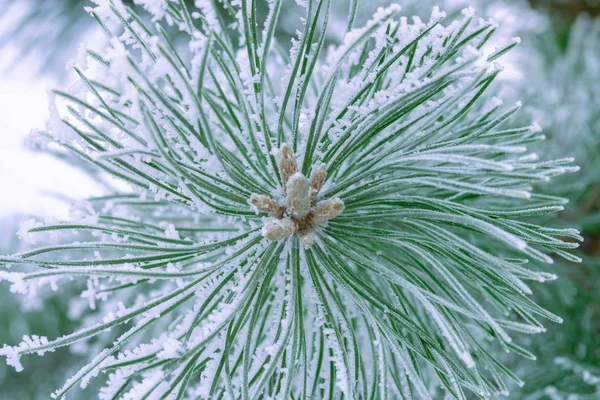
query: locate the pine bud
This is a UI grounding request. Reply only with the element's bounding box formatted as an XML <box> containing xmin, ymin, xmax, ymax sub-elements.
<box><xmin>262</xmin><ymin>217</ymin><xmax>296</xmax><ymax>241</ymax></box>
<box><xmin>310</xmin><ymin>164</ymin><xmax>327</xmax><ymax>202</ymax></box>
<box><xmin>312</xmin><ymin>197</ymin><xmax>344</xmax><ymax>224</ymax></box>
<box><xmin>301</xmin><ymin>231</ymin><xmax>315</xmax><ymax>248</ymax></box>
<box><xmin>277</xmin><ymin>143</ymin><xmax>298</xmax><ymax>188</ymax></box>
<box><xmin>285</xmin><ymin>172</ymin><xmax>311</xmax><ymax>218</ymax></box>
<box><xmin>250</xmin><ymin>194</ymin><xmax>282</xmax><ymax>217</ymax></box>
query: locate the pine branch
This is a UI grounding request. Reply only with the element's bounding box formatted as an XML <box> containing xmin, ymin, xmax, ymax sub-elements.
<box><xmin>0</xmin><ymin>1</ymin><xmax>581</xmax><ymax>398</ymax></box>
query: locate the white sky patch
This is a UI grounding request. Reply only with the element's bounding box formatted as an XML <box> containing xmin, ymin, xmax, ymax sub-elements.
<box><xmin>0</xmin><ymin>36</ymin><xmax>101</xmax><ymax>220</ymax></box>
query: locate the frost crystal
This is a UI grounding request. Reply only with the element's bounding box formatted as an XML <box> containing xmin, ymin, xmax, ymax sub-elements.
<box><xmin>17</xmin><ymin>219</ymin><xmax>43</xmax><ymax>244</ymax></box>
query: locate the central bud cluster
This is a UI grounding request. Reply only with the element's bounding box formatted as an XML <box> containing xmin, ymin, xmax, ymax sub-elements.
<box><xmin>250</xmin><ymin>144</ymin><xmax>344</xmax><ymax>248</ymax></box>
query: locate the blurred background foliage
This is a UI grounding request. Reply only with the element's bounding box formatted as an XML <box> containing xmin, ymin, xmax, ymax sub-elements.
<box><xmin>0</xmin><ymin>0</ymin><xmax>598</xmax><ymax>398</ymax></box>
<box><xmin>0</xmin><ymin>216</ymin><xmax>85</xmax><ymax>399</ymax></box>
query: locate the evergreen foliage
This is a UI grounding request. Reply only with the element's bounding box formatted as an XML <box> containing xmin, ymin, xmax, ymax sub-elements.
<box><xmin>498</xmin><ymin>13</ymin><xmax>600</xmax><ymax>399</ymax></box>
<box><xmin>0</xmin><ymin>1</ymin><xmax>583</xmax><ymax>398</ymax></box>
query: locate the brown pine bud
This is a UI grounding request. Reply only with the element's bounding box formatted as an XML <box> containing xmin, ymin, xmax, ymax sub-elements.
<box><xmin>250</xmin><ymin>194</ymin><xmax>283</xmax><ymax>217</ymax></box>
<box><xmin>262</xmin><ymin>217</ymin><xmax>296</xmax><ymax>241</ymax></box>
<box><xmin>300</xmin><ymin>231</ymin><xmax>315</xmax><ymax>249</ymax></box>
<box><xmin>285</xmin><ymin>173</ymin><xmax>311</xmax><ymax>218</ymax></box>
<box><xmin>309</xmin><ymin>164</ymin><xmax>327</xmax><ymax>202</ymax></box>
<box><xmin>312</xmin><ymin>198</ymin><xmax>344</xmax><ymax>224</ymax></box>
<box><xmin>278</xmin><ymin>143</ymin><xmax>298</xmax><ymax>188</ymax></box>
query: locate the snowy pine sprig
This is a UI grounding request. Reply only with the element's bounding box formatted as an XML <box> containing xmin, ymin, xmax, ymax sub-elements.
<box><xmin>0</xmin><ymin>1</ymin><xmax>580</xmax><ymax>398</ymax></box>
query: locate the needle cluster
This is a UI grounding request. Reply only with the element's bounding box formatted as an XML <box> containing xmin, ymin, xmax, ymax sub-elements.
<box><xmin>0</xmin><ymin>1</ymin><xmax>580</xmax><ymax>399</ymax></box>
